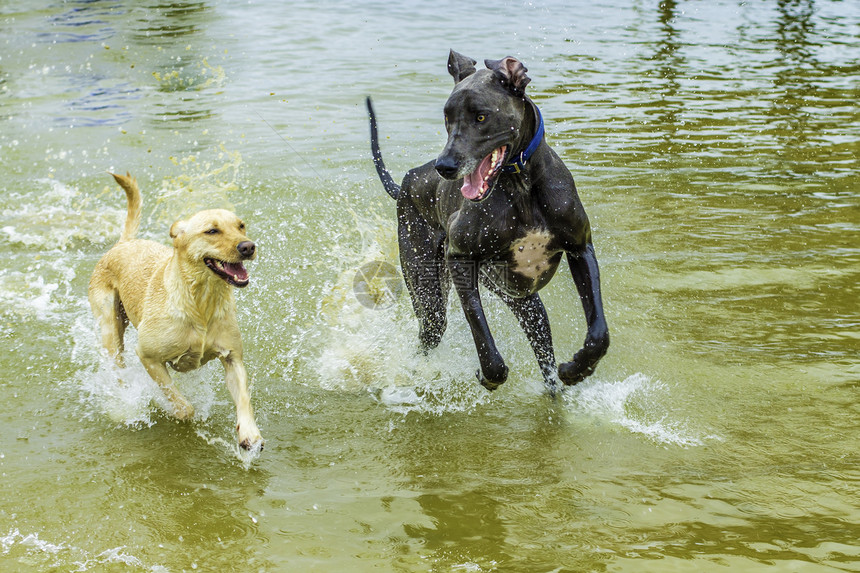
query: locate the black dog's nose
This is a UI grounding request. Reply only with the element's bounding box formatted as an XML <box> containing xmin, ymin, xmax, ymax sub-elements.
<box><xmin>237</xmin><ymin>241</ymin><xmax>256</xmax><ymax>259</ymax></box>
<box><xmin>434</xmin><ymin>156</ymin><xmax>460</xmax><ymax>180</ymax></box>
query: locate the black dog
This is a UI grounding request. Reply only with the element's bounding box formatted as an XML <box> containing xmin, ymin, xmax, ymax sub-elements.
<box><xmin>367</xmin><ymin>50</ymin><xmax>609</xmax><ymax>391</ymax></box>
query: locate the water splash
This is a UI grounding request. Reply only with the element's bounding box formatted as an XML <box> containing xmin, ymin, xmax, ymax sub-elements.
<box><xmin>195</xmin><ymin>428</ymin><xmax>264</xmax><ymax>470</ymax></box>
<box><xmin>152</xmin><ymin>57</ymin><xmax>226</xmax><ymax>93</ymax></box>
<box><xmin>311</xmin><ymin>209</ymin><xmax>491</xmax><ymax>415</ymax></box>
<box><xmin>0</xmin><ymin>273</ymin><xmax>60</xmax><ymax>321</ymax></box>
<box><xmin>564</xmin><ymin>372</ymin><xmax>719</xmax><ymax>447</ymax></box>
<box><xmin>1</xmin><ymin>178</ymin><xmax>123</xmax><ymax>250</ymax></box>
<box><xmin>316</xmin><ymin>296</ymin><xmax>491</xmax><ymax>415</ymax></box>
<box><xmin>151</xmin><ymin>145</ymin><xmax>244</xmax><ymax>227</ymax></box>
<box><xmin>1</xmin><ymin>528</ymin><xmax>158</xmax><ymax>572</ymax></box>
<box><xmin>71</xmin><ymin>310</ymin><xmax>223</xmax><ymax>427</ymax></box>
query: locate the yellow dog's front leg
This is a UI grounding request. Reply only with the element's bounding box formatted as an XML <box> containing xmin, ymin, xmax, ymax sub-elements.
<box><xmin>138</xmin><ymin>353</ymin><xmax>195</xmax><ymax>420</ymax></box>
<box><xmin>220</xmin><ymin>352</ymin><xmax>263</xmax><ymax>450</ymax></box>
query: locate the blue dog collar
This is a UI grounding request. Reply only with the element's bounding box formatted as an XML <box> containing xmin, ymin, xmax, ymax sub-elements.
<box><xmin>503</xmin><ymin>105</ymin><xmax>544</xmax><ymax>174</ymax></box>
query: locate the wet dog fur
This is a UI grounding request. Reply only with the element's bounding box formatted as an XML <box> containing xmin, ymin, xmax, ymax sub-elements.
<box><xmin>367</xmin><ymin>51</ymin><xmax>609</xmax><ymax>391</ymax></box>
<box><xmin>88</xmin><ymin>172</ymin><xmax>263</xmax><ymax>450</ymax></box>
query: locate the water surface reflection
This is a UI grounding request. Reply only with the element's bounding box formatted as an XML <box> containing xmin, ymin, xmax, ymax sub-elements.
<box><xmin>0</xmin><ymin>1</ymin><xmax>858</xmax><ymax>571</ymax></box>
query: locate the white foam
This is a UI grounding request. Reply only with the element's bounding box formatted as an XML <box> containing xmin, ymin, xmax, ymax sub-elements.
<box><xmin>75</xmin><ymin>357</ymin><xmax>221</xmax><ymax>429</ymax></box>
<box><xmin>0</xmin><ymin>273</ymin><xmax>60</xmax><ymax>320</ymax></box>
<box><xmin>564</xmin><ymin>372</ymin><xmax>718</xmax><ymax>447</ymax></box>
<box><xmin>196</xmin><ymin>428</ymin><xmax>264</xmax><ymax>469</ymax></box>
<box><xmin>316</xmin><ymin>311</ymin><xmax>491</xmax><ymax>416</ymax></box>
<box><xmin>74</xmin><ymin>546</ymin><xmax>146</xmax><ymax>570</ymax></box>
<box><xmin>1</xmin><ymin>528</ymin><xmax>158</xmax><ymax>572</ymax></box>
<box><xmin>1</xmin><ymin>528</ymin><xmax>66</xmax><ymax>556</ymax></box>
<box><xmin>1</xmin><ymin>178</ymin><xmax>123</xmax><ymax>251</ymax></box>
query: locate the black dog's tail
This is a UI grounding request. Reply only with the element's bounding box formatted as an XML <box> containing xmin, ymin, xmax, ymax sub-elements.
<box><xmin>366</xmin><ymin>97</ymin><xmax>400</xmax><ymax>200</ymax></box>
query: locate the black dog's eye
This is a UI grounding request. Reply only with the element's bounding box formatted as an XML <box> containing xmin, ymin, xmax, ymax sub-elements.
<box><xmin>476</xmin><ymin>114</ymin><xmax>486</xmax><ymax>123</ymax></box>
<box><xmin>206</xmin><ymin>228</ymin><xmax>220</xmax><ymax>235</ymax></box>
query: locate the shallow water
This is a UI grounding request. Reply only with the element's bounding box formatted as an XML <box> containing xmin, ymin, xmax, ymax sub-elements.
<box><xmin>1</xmin><ymin>1</ymin><xmax>858</xmax><ymax>571</ymax></box>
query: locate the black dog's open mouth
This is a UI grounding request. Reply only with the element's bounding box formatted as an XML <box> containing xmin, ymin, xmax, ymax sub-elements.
<box><xmin>205</xmin><ymin>258</ymin><xmax>250</xmax><ymax>287</ymax></box>
<box><xmin>460</xmin><ymin>145</ymin><xmax>507</xmax><ymax>202</ymax></box>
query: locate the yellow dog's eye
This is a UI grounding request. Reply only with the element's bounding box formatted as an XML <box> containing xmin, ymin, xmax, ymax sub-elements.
<box><xmin>476</xmin><ymin>114</ymin><xmax>486</xmax><ymax>122</ymax></box>
<box><xmin>206</xmin><ymin>228</ymin><xmax>219</xmax><ymax>235</ymax></box>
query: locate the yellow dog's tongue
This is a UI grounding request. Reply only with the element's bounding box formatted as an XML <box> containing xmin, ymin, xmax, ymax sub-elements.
<box><xmin>223</xmin><ymin>262</ymin><xmax>248</xmax><ymax>282</ymax></box>
<box><xmin>461</xmin><ymin>153</ymin><xmax>494</xmax><ymax>200</ymax></box>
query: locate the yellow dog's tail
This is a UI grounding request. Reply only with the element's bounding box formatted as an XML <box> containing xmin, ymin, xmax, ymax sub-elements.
<box><xmin>109</xmin><ymin>172</ymin><xmax>142</xmax><ymax>242</ymax></box>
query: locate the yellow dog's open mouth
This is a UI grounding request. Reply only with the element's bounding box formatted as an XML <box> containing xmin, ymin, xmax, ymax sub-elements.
<box><xmin>460</xmin><ymin>145</ymin><xmax>507</xmax><ymax>202</ymax></box>
<box><xmin>205</xmin><ymin>258</ymin><xmax>250</xmax><ymax>287</ymax></box>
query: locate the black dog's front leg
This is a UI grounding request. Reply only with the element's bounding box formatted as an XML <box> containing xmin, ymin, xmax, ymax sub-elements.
<box><xmin>494</xmin><ymin>290</ymin><xmax>558</xmax><ymax>392</ymax></box>
<box><xmin>448</xmin><ymin>258</ymin><xmax>509</xmax><ymax>390</ymax></box>
<box><xmin>559</xmin><ymin>244</ymin><xmax>610</xmax><ymax>385</ymax></box>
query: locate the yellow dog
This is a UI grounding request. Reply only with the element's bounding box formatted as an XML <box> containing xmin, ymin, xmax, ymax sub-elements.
<box><xmin>89</xmin><ymin>172</ymin><xmax>263</xmax><ymax>450</ymax></box>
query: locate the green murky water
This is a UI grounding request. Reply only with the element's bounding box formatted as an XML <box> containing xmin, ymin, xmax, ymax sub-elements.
<box><xmin>1</xmin><ymin>1</ymin><xmax>858</xmax><ymax>571</ymax></box>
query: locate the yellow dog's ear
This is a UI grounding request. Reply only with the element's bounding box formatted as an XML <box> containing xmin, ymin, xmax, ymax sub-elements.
<box><xmin>169</xmin><ymin>219</ymin><xmax>187</xmax><ymax>240</ymax></box>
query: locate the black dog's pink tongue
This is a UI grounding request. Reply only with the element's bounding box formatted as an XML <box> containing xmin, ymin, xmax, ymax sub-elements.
<box><xmin>223</xmin><ymin>262</ymin><xmax>248</xmax><ymax>282</ymax></box>
<box><xmin>461</xmin><ymin>154</ymin><xmax>493</xmax><ymax>200</ymax></box>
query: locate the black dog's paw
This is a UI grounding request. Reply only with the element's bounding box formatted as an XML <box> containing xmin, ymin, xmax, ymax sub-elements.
<box><xmin>476</xmin><ymin>367</ymin><xmax>508</xmax><ymax>391</ymax></box>
<box><xmin>558</xmin><ymin>358</ymin><xmax>594</xmax><ymax>386</ymax></box>
<box><xmin>559</xmin><ymin>334</ymin><xmax>609</xmax><ymax>385</ymax></box>
<box><xmin>558</xmin><ymin>347</ymin><xmax>603</xmax><ymax>385</ymax></box>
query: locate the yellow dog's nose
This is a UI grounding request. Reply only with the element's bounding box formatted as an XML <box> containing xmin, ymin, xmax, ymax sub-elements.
<box><xmin>237</xmin><ymin>241</ymin><xmax>256</xmax><ymax>259</ymax></box>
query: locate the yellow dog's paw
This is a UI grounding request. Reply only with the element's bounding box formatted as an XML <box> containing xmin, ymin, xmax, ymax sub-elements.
<box><xmin>238</xmin><ymin>436</ymin><xmax>264</xmax><ymax>452</ymax></box>
<box><xmin>237</xmin><ymin>423</ymin><xmax>264</xmax><ymax>451</ymax></box>
<box><xmin>172</xmin><ymin>401</ymin><xmax>195</xmax><ymax>420</ymax></box>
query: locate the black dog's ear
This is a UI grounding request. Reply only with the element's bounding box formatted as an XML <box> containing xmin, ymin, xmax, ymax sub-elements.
<box><xmin>447</xmin><ymin>50</ymin><xmax>477</xmax><ymax>83</ymax></box>
<box><xmin>485</xmin><ymin>56</ymin><xmax>531</xmax><ymax>96</ymax></box>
